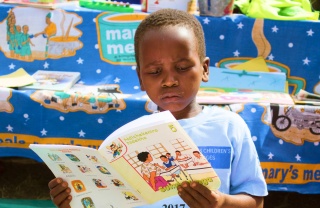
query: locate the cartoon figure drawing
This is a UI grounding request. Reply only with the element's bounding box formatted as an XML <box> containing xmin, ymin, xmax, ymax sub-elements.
<box><xmin>86</xmin><ymin>155</ymin><xmax>99</xmax><ymax>163</ymax></box>
<box><xmin>34</xmin><ymin>12</ymin><xmax>57</xmax><ymax>58</ymax></box>
<box><xmin>1</xmin><ymin>7</ymin><xmax>83</xmax><ymax>60</ymax></box>
<box><xmin>175</xmin><ymin>150</ymin><xmax>192</xmax><ymax>169</ymax></box>
<box><xmin>122</xmin><ymin>191</ymin><xmax>139</xmax><ymax>201</ymax></box>
<box><xmin>107</xmin><ymin>142</ymin><xmax>123</xmax><ymax>158</ymax></box>
<box><xmin>156</xmin><ymin>154</ymin><xmax>182</xmax><ymax>182</ymax></box>
<box><xmin>14</xmin><ymin>25</ymin><xmax>22</xmax><ymax>58</ymax></box>
<box><xmin>65</xmin><ymin>153</ymin><xmax>80</xmax><ymax>162</ymax></box>
<box><xmin>71</xmin><ymin>180</ymin><xmax>86</xmax><ymax>192</ymax></box>
<box><xmin>96</xmin><ymin>166</ymin><xmax>111</xmax><ymax>174</ymax></box>
<box><xmin>111</xmin><ymin>179</ymin><xmax>125</xmax><ymax>187</ymax></box>
<box><xmin>7</xmin><ymin>22</ymin><xmax>16</xmax><ymax>58</ymax></box>
<box><xmin>5</xmin><ymin>10</ymin><xmax>35</xmax><ymax>60</ymax></box>
<box><xmin>92</xmin><ymin>178</ymin><xmax>107</xmax><ymax>188</ymax></box>
<box><xmin>81</xmin><ymin>197</ymin><xmax>95</xmax><ymax>208</ymax></box>
<box><xmin>21</xmin><ymin>25</ymin><xmax>35</xmax><ymax>60</ymax></box>
<box><xmin>77</xmin><ymin>165</ymin><xmax>92</xmax><ymax>173</ymax></box>
<box><xmin>137</xmin><ymin>151</ymin><xmax>169</xmax><ymax>191</ymax></box>
<box><xmin>192</xmin><ymin>150</ymin><xmax>209</xmax><ymax>166</ymax></box>
<box><xmin>59</xmin><ymin>164</ymin><xmax>72</xmax><ymax>173</ymax></box>
<box><xmin>48</xmin><ymin>153</ymin><xmax>62</xmax><ymax>161</ymax></box>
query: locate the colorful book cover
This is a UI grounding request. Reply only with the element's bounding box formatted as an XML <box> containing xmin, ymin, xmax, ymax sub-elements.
<box><xmin>30</xmin><ymin>111</ymin><xmax>221</xmax><ymax>207</ymax></box>
<box><xmin>19</xmin><ymin>70</ymin><xmax>80</xmax><ymax>92</ymax></box>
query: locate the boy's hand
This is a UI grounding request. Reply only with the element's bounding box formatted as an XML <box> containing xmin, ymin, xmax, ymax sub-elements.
<box><xmin>178</xmin><ymin>181</ymin><xmax>224</xmax><ymax>208</ymax></box>
<box><xmin>48</xmin><ymin>178</ymin><xmax>72</xmax><ymax>208</ymax></box>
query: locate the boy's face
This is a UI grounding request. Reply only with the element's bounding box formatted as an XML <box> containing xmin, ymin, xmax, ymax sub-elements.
<box><xmin>137</xmin><ymin>26</ymin><xmax>209</xmax><ymax>116</ymax></box>
<box><xmin>146</xmin><ymin>153</ymin><xmax>153</xmax><ymax>162</ymax></box>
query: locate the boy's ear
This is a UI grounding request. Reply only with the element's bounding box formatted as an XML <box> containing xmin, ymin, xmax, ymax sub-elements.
<box><xmin>201</xmin><ymin>57</ymin><xmax>210</xmax><ymax>82</ymax></box>
<box><xmin>136</xmin><ymin>67</ymin><xmax>146</xmax><ymax>91</ymax></box>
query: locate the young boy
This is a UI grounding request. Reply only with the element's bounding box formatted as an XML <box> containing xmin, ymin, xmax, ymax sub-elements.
<box><xmin>48</xmin><ymin>9</ymin><xmax>267</xmax><ymax>208</ymax></box>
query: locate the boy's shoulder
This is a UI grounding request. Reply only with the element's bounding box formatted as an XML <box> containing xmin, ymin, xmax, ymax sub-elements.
<box><xmin>203</xmin><ymin>105</ymin><xmax>248</xmax><ymax>128</ymax></box>
<box><xmin>203</xmin><ymin>105</ymin><xmax>242</xmax><ymax>120</ymax></box>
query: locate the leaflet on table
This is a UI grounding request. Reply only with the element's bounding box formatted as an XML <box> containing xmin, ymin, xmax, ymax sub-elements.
<box><xmin>30</xmin><ymin>111</ymin><xmax>221</xmax><ymax>207</ymax></box>
<box><xmin>0</xmin><ymin>68</ymin><xmax>36</xmax><ymax>88</ymax></box>
<box><xmin>19</xmin><ymin>70</ymin><xmax>80</xmax><ymax>92</ymax></box>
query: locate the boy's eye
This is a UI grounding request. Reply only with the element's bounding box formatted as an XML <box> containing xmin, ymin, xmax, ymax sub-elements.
<box><xmin>148</xmin><ymin>68</ymin><xmax>162</xmax><ymax>74</ymax></box>
<box><xmin>176</xmin><ymin>66</ymin><xmax>189</xmax><ymax>71</ymax></box>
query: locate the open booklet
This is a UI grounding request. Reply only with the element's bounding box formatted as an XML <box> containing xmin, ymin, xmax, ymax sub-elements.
<box><xmin>30</xmin><ymin>111</ymin><xmax>221</xmax><ymax>208</ymax></box>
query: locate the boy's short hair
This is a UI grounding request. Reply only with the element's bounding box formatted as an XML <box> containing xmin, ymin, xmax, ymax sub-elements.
<box><xmin>137</xmin><ymin>151</ymin><xmax>149</xmax><ymax>162</ymax></box>
<box><xmin>134</xmin><ymin>9</ymin><xmax>206</xmax><ymax>68</ymax></box>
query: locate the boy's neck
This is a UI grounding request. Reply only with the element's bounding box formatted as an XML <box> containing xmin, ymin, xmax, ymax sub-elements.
<box><xmin>159</xmin><ymin>103</ymin><xmax>203</xmax><ymax>120</ymax></box>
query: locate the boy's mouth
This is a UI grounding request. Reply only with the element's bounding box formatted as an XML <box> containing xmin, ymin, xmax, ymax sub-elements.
<box><xmin>159</xmin><ymin>93</ymin><xmax>182</xmax><ymax>102</ymax></box>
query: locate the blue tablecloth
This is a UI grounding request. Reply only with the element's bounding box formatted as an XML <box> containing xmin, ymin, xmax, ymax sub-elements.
<box><xmin>0</xmin><ymin>3</ymin><xmax>320</xmax><ymax>194</ymax></box>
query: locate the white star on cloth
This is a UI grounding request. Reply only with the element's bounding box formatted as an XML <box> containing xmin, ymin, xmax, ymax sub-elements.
<box><xmin>306</xmin><ymin>29</ymin><xmax>314</xmax><ymax>36</ymax></box>
<box><xmin>77</xmin><ymin>58</ymin><xmax>84</xmax><ymax>64</ymax></box>
<box><xmin>8</xmin><ymin>63</ymin><xmax>15</xmax><ymax>69</ymax></box>
<box><xmin>268</xmin><ymin>54</ymin><xmax>275</xmax><ymax>61</ymax></box>
<box><xmin>114</xmin><ymin>77</ymin><xmax>121</xmax><ymax>83</ymax></box>
<box><xmin>40</xmin><ymin>128</ymin><xmax>48</xmax><ymax>136</ymax></box>
<box><xmin>78</xmin><ymin>130</ymin><xmax>86</xmax><ymax>137</ymax></box>
<box><xmin>237</xmin><ymin>22</ymin><xmax>244</xmax><ymax>29</ymax></box>
<box><xmin>43</xmin><ymin>62</ymin><xmax>49</xmax><ymax>69</ymax></box>
<box><xmin>233</xmin><ymin>50</ymin><xmax>240</xmax><ymax>57</ymax></box>
<box><xmin>303</xmin><ymin>57</ymin><xmax>311</xmax><ymax>65</ymax></box>
<box><xmin>6</xmin><ymin>125</ymin><xmax>13</xmax><ymax>132</ymax></box>
<box><xmin>268</xmin><ymin>152</ymin><xmax>274</xmax><ymax>159</ymax></box>
<box><xmin>203</xmin><ymin>17</ymin><xmax>210</xmax><ymax>24</ymax></box>
<box><xmin>295</xmin><ymin>154</ymin><xmax>301</xmax><ymax>161</ymax></box>
<box><xmin>272</xmin><ymin>25</ymin><xmax>279</xmax><ymax>33</ymax></box>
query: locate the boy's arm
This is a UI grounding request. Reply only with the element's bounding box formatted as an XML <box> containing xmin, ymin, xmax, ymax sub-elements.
<box><xmin>178</xmin><ymin>181</ymin><xmax>264</xmax><ymax>208</ymax></box>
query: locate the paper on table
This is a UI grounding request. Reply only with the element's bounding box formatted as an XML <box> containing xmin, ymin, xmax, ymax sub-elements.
<box><xmin>0</xmin><ymin>68</ymin><xmax>36</xmax><ymax>87</ymax></box>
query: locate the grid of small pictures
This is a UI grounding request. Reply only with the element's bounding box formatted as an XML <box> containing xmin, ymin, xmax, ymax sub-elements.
<box><xmin>47</xmin><ymin>149</ymin><xmax>140</xmax><ymax>207</ymax></box>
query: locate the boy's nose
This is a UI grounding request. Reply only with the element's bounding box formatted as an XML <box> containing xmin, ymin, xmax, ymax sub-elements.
<box><xmin>161</xmin><ymin>74</ymin><xmax>179</xmax><ymax>87</ymax></box>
